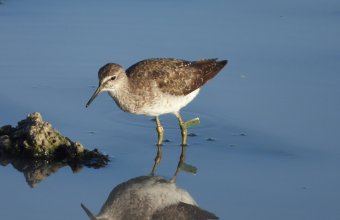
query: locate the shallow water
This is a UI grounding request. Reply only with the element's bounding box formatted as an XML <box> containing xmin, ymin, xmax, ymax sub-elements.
<box><xmin>1</xmin><ymin>0</ymin><xmax>340</xmax><ymax>219</ymax></box>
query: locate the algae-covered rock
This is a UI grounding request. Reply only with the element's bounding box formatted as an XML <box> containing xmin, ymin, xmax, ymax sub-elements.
<box><xmin>2</xmin><ymin>112</ymin><xmax>74</xmax><ymax>157</ymax></box>
<box><xmin>0</xmin><ymin>112</ymin><xmax>109</xmax><ymax>166</ymax></box>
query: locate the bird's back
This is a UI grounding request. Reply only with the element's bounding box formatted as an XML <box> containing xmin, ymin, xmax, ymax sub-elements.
<box><xmin>126</xmin><ymin>58</ymin><xmax>227</xmax><ymax>96</ymax></box>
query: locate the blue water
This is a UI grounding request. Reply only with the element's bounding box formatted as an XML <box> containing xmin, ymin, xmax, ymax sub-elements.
<box><xmin>1</xmin><ymin>0</ymin><xmax>340</xmax><ymax>219</ymax></box>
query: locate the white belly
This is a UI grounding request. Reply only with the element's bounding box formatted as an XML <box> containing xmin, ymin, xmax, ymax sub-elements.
<box><xmin>138</xmin><ymin>89</ymin><xmax>200</xmax><ymax>116</ymax></box>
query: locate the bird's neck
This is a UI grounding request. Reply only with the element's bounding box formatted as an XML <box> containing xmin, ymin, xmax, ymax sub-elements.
<box><xmin>108</xmin><ymin>76</ymin><xmax>140</xmax><ymax>113</ymax></box>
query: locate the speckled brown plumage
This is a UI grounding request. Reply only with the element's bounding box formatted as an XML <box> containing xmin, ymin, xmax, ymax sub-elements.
<box><xmin>88</xmin><ymin>58</ymin><xmax>227</xmax><ymax>115</ymax></box>
<box><xmin>86</xmin><ymin>57</ymin><xmax>228</xmax><ymax>145</ymax></box>
<box><xmin>126</xmin><ymin>58</ymin><xmax>227</xmax><ymax>96</ymax></box>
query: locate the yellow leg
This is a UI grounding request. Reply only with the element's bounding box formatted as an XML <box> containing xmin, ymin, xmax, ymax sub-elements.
<box><xmin>151</xmin><ymin>144</ymin><xmax>162</xmax><ymax>176</ymax></box>
<box><xmin>175</xmin><ymin>112</ymin><xmax>187</xmax><ymax>146</ymax></box>
<box><xmin>171</xmin><ymin>144</ymin><xmax>187</xmax><ymax>182</ymax></box>
<box><xmin>155</xmin><ymin>116</ymin><xmax>164</xmax><ymax>146</ymax></box>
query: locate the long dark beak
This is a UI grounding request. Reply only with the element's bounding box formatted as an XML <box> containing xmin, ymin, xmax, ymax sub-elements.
<box><xmin>86</xmin><ymin>84</ymin><xmax>103</xmax><ymax>108</ymax></box>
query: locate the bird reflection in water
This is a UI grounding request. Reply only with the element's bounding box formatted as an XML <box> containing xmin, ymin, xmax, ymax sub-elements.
<box><xmin>81</xmin><ymin>145</ymin><xmax>218</xmax><ymax>220</ymax></box>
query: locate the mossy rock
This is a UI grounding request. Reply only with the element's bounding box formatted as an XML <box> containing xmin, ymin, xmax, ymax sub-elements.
<box><xmin>0</xmin><ymin>112</ymin><xmax>109</xmax><ymax>166</ymax></box>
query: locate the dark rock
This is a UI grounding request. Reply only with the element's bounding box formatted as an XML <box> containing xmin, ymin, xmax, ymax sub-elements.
<box><xmin>0</xmin><ymin>112</ymin><xmax>110</xmax><ymax>187</ymax></box>
<box><xmin>188</xmin><ymin>133</ymin><xmax>198</xmax><ymax>137</ymax></box>
<box><xmin>205</xmin><ymin>137</ymin><xmax>216</xmax><ymax>142</ymax></box>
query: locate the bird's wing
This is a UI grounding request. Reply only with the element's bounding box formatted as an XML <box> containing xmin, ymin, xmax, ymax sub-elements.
<box><xmin>151</xmin><ymin>202</ymin><xmax>219</xmax><ymax>220</ymax></box>
<box><xmin>126</xmin><ymin>58</ymin><xmax>227</xmax><ymax>96</ymax></box>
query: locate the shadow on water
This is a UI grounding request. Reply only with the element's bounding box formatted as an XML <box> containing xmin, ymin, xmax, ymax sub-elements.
<box><xmin>81</xmin><ymin>145</ymin><xmax>219</xmax><ymax>220</ymax></box>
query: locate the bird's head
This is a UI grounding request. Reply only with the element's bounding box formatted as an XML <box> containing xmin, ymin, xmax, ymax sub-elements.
<box><xmin>86</xmin><ymin>63</ymin><xmax>125</xmax><ymax>108</ymax></box>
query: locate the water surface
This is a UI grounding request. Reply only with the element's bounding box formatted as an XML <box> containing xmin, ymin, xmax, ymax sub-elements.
<box><xmin>1</xmin><ymin>0</ymin><xmax>340</xmax><ymax>219</ymax></box>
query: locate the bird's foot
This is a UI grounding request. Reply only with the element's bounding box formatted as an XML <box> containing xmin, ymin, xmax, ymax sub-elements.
<box><xmin>179</xmin><ymin>117</ymin><xmax>200</xmax><ymax>146</ymax></box>
<box><xmin>183</xmin><ymin>117</ymin><xmax>200</xmax><ymax>129</ymax></box>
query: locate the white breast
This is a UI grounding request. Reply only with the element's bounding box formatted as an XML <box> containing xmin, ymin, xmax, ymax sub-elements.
<box><xmin>138</xmin><ymin>89</ymin><xmax>200</xmax><ymax>116</ymax></box>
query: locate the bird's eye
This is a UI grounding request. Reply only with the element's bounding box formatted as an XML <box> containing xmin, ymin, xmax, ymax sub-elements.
<box><xmin>110</xmin><ymin>76</ymin><xmax>117</xmax><ymax>80</ymax></box>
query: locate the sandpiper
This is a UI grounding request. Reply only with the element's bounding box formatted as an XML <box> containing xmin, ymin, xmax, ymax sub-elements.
<box><xmin>86</xmin><ymin>58</ymin><xmax>227</xmax><ymax>145</ymax></box>
<box><xmin>81</xmin><ymin>175</ymin><xmax>218</xmax><ymax>220</ymax></box>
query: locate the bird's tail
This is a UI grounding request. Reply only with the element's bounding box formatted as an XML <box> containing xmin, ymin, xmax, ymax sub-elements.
<box><xmin>81</xmin><ymin>203</ymin><xmax>97</xmax><ymax>220</ymax></box>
